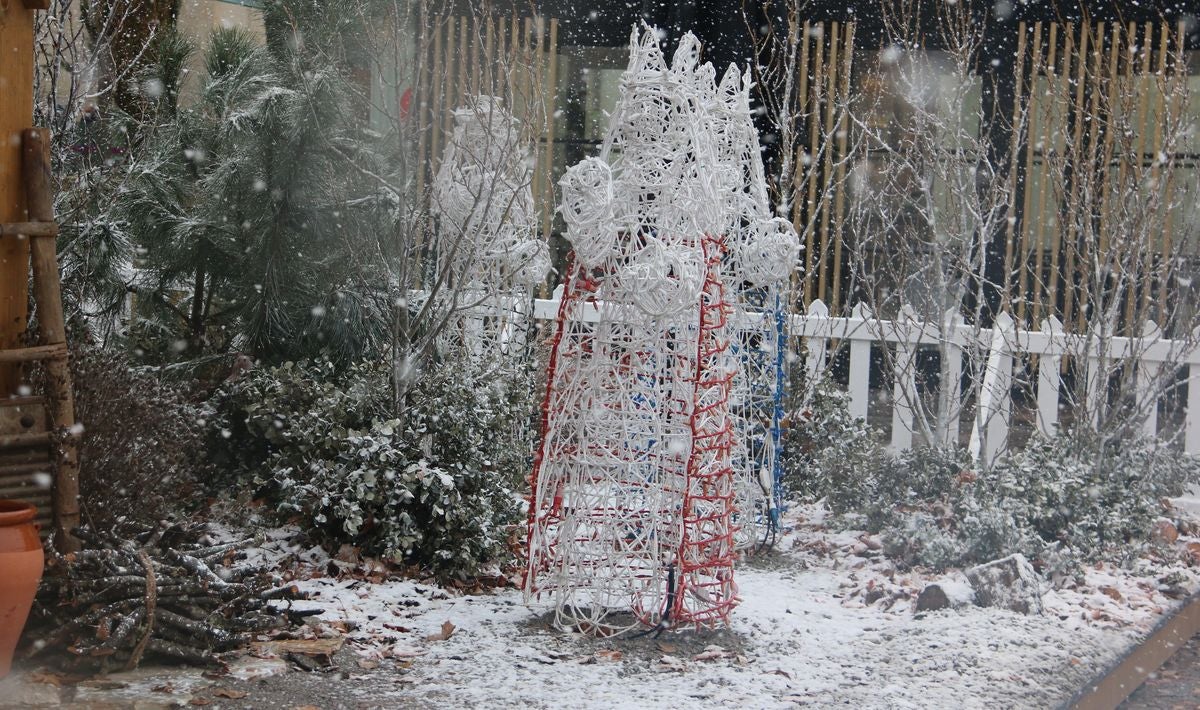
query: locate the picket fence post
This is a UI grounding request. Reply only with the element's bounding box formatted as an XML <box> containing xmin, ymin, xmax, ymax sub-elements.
<box><xmin>846</xmin><ymin>302</ymin><xmax>873</xmax><ymax>425</ymax></box>
<box><xmin>970</xmin><ymin>312</ymin><xmax>1013</xmax><ymax>465</ymax></box>
<box><xmin>890</xmin><ymin>305</ymin><xmax>918</xmax><ymax>451</ymax></box>
<box><xmin>1035</xmin><ymin>316</ymin><xmax>1064</xmax><ymax>438</ymax></box>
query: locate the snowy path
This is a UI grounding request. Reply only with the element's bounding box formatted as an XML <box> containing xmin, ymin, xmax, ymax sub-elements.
<box><xmin>267</xmin><ymin>512</ymin><xmax>1186</xmax><ymax>709</ymax></box>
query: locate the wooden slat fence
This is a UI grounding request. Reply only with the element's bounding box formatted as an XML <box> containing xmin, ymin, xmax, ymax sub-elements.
<box><xmin>1014</xmin><ymin>19</ymin><xmax>1191</xmax><ymax>334</ymax></box>
<box><xmin>413</xmin><ymin>13</ymin><xmax>558</xmax><ymax>242</ymax></box>
<box><xmin>786</xmin><ymin>19</ymin><xmax>1193</xmax><ymax>336</ymax></box>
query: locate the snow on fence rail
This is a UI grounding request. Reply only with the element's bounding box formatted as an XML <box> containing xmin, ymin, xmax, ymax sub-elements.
<box><xmin>529</xmin><ymin>289</ymin><xmax>1200</xmax><ymax>462</ymax></box>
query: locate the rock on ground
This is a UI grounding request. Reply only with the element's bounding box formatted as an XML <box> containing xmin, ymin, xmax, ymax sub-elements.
<box><xmin>967</xmin><ymin>553</ymin><xmax>1043</xmax><ymax>615</ymax></box>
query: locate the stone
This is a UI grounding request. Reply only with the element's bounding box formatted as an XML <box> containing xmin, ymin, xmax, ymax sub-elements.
<box><xmin>915</xmin><ymin>579</ymin><xmax>975</xmax><ymax>612</ymax></box>
<box><xmin>0</xmin><ymin>673</ymin><xmax>61</xmax><ymax>708</ymax></box>
<box><xmin>966</xmin><ymin>553</ymin><xmax>1044</xmax><ymax>615</ymax></box>
<box><xmin>1151</xmin><ymin>519</ymin><xmax>1179</xmax><ymax>545</ymax></box>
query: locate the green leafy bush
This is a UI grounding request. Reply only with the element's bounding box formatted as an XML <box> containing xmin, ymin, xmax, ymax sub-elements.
<box><xmin>808</xmin><ymin>428</ymin><xmax>1200</xmax><ymax>573</ymax></box>
<box><xmin>209</xmin><ymin>356</ymin><xmax>535</xmax><ymax>577</ymax></box>
<box><xmin>780</xmin><ymin>375</ymin><xmax>878</xmax><ymax>500</ymax></box>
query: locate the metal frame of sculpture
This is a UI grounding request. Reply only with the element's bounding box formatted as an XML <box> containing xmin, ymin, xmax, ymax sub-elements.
<box><xmin>525</xmin><ymin>28</ymin><xmax>746</xmax><ymax>636</ymax></box>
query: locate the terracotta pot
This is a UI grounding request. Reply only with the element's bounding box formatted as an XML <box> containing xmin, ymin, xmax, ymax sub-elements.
<box><xmin>0</xmin><ymin>500</ymin><xmax>43</xmax><ymax>679</ymax></box>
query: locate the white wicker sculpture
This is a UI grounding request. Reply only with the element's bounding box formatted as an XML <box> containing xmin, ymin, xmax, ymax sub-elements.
<box><xmin>526</xmin><ymin>28</ymin><xmax>741</xmax><ymax>635</ymax></box>
<box><xmin>709</xmin><ymin>66</ymin><xmax>801</xmax><ymax>549</ymax></box>
<box><xmin>432</xmin><ymin>95</ymin><xmax>550</xmax><ymax>360</ymax></box>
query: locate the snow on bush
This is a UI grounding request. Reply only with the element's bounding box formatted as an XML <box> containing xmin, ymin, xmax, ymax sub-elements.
<box><xmin>209</xmin><ymin>356</ymin><xmax>535</xmax><ymax>578</ymax></box>
<box><xmin>782</xmin><ymin>377</ymin><xmax>1200</xmax><ymax>576</ymax></box>
<box><xmin>779</xmin><ymin>374</ymin><xmax>877</xmax><ymax>500</ymax></box>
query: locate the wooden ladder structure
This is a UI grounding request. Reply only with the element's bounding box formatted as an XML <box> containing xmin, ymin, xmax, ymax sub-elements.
<box><xmin>0</xmin><ymin>128</ymin><xmax>80</xmax><ymax>553</ymax></box>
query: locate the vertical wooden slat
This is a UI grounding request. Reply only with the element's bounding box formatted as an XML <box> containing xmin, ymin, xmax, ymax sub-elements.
<box><xmin>1061</xmin><ymin>21</ymin><xmax>1088</xmax><ymax>332</ymax></box>
<box><xmin>0</xmin><ymin>3</ymin><xmax>35</xmax><ymax>396</ymax></box>
<box><xmin>816</xmin><ymin>22</ymin><xmax>839</xmax><ymax>304</ymax></box>
<box><xmin>847</xmin><ymin>302</ymin><xmax>872</xmax><ymax>422</ymax></box>
<box><xmin>1017</xmin><ymin>22</ymin><xmax>1043</xmax><ymax>325</ymax></box>
<box><xmin>1156</xmin><ymin>22</ymin><xmax>1186</xmax><ymax>322</ymax></box>
<box><xmin>528</xmin><ymin>17</ymin><xmax>545</xmax><ymax>242</ymax></box>
<box><xmin>1076</xmin><ymin>21</ymin><xmax>1105</xmax><ymax>333</ymax></box>
<box><xmin>1136</xmin><ymin>324</ymin><xmax>1163</xmax><ymax>438</ymax></box>
<box><xmin>890</xmin><ymin>307</ymin><xmax>917</xmax><ymax>451</ymax></box>
<box><xmin>795</xmin><ymin>21</ymin><xmax>812</xmax><ymax>304</ymax></box>
<box><xmin>521</xmin><ymin>18</ymin><xmax>536</xmax><ymax>146</ymax></box>
<box><xmin>803</xmin><ymin>22</ymin><xmax>823</xmax><ymax>306</ymax></box>
<box><xmin>1031</xmin><ymin>22</ymin><xmax>1058</xmax><ymax>325</ymax></box>
<box><xmin>829</xmin><ymin>22</ymin><xmax>854</xmax><ymax>316</ymax></box>
<box><xmin>414</xmin><ymin>3</ymin><xmax>432</xmax><ymax>196</ymax></box>
<box><xmin>1045</xmin><ymin>23</ymin><xmax>1069</xmax><ymax>328</ymax></box>
<box><xmin>484</xmin><ymin>14</ymin><xmax>496</xmax><ymax>96</ymax></box>
<box><xmin>441</xmin><ymin>16</ymin><xmax>459</xmax><ymax>159</ymax></box>
<box><xmin>1095</xmin><ymin>22</ymin><xmax>1121</xmax><ymax>271</ymax></box>
<box><xmin>1146</xmin><ymin>24</ymin><xmax>1171</xmax><ymax>326</ymax></box>
<box><xmin>1187</xmin><ymin>353</ymin><xmax>1200</xmax><ymax>455</ymax></box>
<box><xmin>456</xmin><ymin>17</ymin><xmax>469</xmax><ymax>110</ymax></box>
<box><xmin>508</xmin><ymin>18</ymin><xmax>520</xmax><ymax>111</ymax></box>
<box><xmin>23</xmin><ymin>128</ymin><xmax>81</xmax><ymax>552</ymax></box>
<box><xmin>1003</xmin><ymin>23</ymin><xmax>1029</xmax><ymax>314</ymax></box>
<box><xmin>428</xmin><ymin>15</ymin><xmax>447</xmax><ymax>177</ymax></box>
<box><xmin>469</xmin><ymin>14</ymin><xmax>481</xmax><ymax>97</ymax></box>
<box><xmin>1121</xmin><ymin>22</ymin><xmax>1141</xmax><ymax>328</ymax></box>
<box><xmin>1133</xmin><ymin>22</ymin><xmax>1157</xmax><ymax>325</ymax></box>
<box><xmin>540</xmin><ymin>19</ymin><xmax>559</xmax><ymax>245</ymax></box>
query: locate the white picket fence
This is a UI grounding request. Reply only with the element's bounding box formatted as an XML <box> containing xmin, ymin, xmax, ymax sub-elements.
<box><xmin>530</xmin><ymin>291</ymin><xmax>1200</xmax><ymax>461</ymax></box>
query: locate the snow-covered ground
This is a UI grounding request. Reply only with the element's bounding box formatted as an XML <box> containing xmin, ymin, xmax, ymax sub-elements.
<box><xmin>242</xmin><ymin>505</ymin><xmax>1198</xmax><ymax>709</ymax></box>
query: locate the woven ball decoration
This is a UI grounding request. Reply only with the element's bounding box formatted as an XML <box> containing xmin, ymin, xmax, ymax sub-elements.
<box><xmin>738</xmin><ymin>217</ymin><xmax>801</xmax><ymax>286</ymax></box>
<box><xmin>560</xmin><ymin>157</ymin><xmax>615</xmax><ymax>268</ymax></box>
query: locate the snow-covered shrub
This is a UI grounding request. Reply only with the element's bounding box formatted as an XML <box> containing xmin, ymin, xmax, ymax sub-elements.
<box><xmin>209</xmin><ymin>356</ymin><xmax>535</xmax><ymax>577</ymax></box>
<box><xmin>820</xmin><ymin>430</ymin><xmax>1200</xmax><ymax>573</ymax></box>
<box><xmin>780</xmin><ymin>374</ymin><xmax>877</xmax><ymax>500</ymax></box>
<box><xmin>71</xmin><ymin>345</ymin><xmax>209</xmax><ymax>527</ymax></box>
<box><xmin>980</xmin><ymin>432</ymin><xmax>1200</xmax><ymax>563</ymax></box>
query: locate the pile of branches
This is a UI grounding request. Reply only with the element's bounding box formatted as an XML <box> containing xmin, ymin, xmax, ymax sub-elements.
<box><xmin>27</xmin><ymin>521</ymin><xmax>315</xmax><ymax>670</ymax></box>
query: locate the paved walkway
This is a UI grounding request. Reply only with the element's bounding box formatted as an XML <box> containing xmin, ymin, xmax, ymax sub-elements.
<box><xmin>1123</xmin><ymin>634</ymin><xmax>1200</xmax><ymax>709</ymax></box>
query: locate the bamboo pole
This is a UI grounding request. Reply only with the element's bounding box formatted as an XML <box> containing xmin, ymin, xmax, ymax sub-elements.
<box><xmin>529</xmin><ymin>17</ymin><xmax>546</xmax><ymax>241</ymax></box>
<box><xmin>795</xmin><ymin>19</ymin><xmax>813</xmax><ymax>304</ymax></box>
<box><xmin>541</xmin><ymin>18</ymin><xmax>559</xmax><ymax>244</ymax></box>
<box><xmin>1061</xmin><ymin>22</ymin><xmax>1088</xmax><ymax>332</ymax></box>
<box><xmin>1003</xmin><ymin>23</ymin><xmax>1029</xmax><ymax>315</ymax></box>
<box><xmin>1157</xmin><ymin>22</ymin><xmax>1186</xmax><ymax>323</ymax></box>
<box><xmin>1132</xmin><ymin>22</ymin><xmax>1156</xmax><ymax>325</ymax></box>
<box><xmin>509</xmin><ymin>17</ymin><xmax>520</xmax><ymax>109</ymax></box>
<box><xmin>469</xmin><ymin>14</ymin><xmax>481</xmax><ymax>98</ymax></box>
<box><xmin>816</xmin><ymin>23</ymin><xmax>839</xmax><ymax>305</ymax></box>
<box><xmin>414</xmin><ymin>3</ymin><xmax>432</xmax><ymax>196</ymax></box>
<box><xmin>1045</xmin><ymin>23</ymin><xmax>1075</xmax><ymax>329</ymax></box>
<box><xmin>0</xmin><ymin>4</ymin><xmax>35</xmax><ymax>396</ymax></box>
<box><xmin>829</xmin><ymin>22</ymin><xmax>854</xmax><ymax>316</ymax></box>
<box><xmin>1095</xmin><ymin>22</ymin><xmax>1121</xmax><ymax>272</ymax></box>
<box><xmin>1145</xmin><ymin>24</ymin><xmax>1170</xmax><ymax>327</ymax></box>
<box><xmin>22</xmin><ymin>128</ymin><xmax>79</xmax><ymax>553</ymax></box>
<box><xmin>1031</xmin><ymin>22</ymin><xmax>1057</xmax><ymax>325</ymax></box>
<box><xmin>457</xmin><ymin>17</ymin><xmax>469</xmax><ymax>111</ymax></box>
<box><xmin>1121</xmin><ymin>22</ymin><xmax>1141</xmax><ymax>327</ymax></box>
<box><xmin>427</xmin><ymin>14</ymin><xmax>446</xmax><ymax>179</ymax></box>
<box><xmin>1076</xmin><ymin>21</ymin><xmax>1105</xmax><ymax>333</ymax></box>
<box><xmin>1018</xmin><ymin>22</ymin><xmax>1044</xmax><ymax>324</ymax></box>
